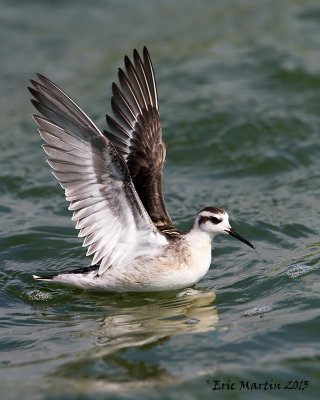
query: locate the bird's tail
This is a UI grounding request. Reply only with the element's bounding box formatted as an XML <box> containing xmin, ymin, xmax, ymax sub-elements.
<box><xmin>33</xmin><ymin>274</ymin><xmax>56</xmax><ymax>281</ymax></box>
<box><xmin>33</xmin><ymin>265</ymin><xmax>99</xmax><ymax>281</ymax></box>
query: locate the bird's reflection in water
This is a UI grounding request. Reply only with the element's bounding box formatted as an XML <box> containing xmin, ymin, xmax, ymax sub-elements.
<box><xmin>51</xmin><ymin>288</ymin><xmax>218</xmax><ymax>394</ymax></box>
<box><xmin>94</xmin><ymin>288</ymin><xmax>218</xmax><ymax>352</ymax></box>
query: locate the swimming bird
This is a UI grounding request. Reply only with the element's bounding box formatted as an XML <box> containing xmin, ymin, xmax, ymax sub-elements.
<box><xmin>29</xmin><ymin>47</ymin><xmax>254</xmax><ymax>292</ymax></box>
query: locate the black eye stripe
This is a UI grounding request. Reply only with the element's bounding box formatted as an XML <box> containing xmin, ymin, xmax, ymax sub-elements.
<box><xmin>199</xmin><ymin>216</ymin><xmax>210</xmax><ymax>224</ymax></box>
<box><xmin>199</xmin><ymin>216</ymin><xmax>222</xmax><ymax>225</ymax></box>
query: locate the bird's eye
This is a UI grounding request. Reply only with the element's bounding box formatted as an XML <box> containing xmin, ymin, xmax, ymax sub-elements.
<box><xmin>210</xmin><ymin>216</ymin><xmax>220</xmax><ymax>224</ymax></box>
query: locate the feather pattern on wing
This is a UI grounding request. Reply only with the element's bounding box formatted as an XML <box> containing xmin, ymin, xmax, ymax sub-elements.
<box><xmin>104</xmin><ymin>47</ymin><xmax>174</xmax><ymax>231</ymax></box>
<box><xmin>29</xmin><ymin>75</ymin><xmax>168</xmax><ymax>276</ymax></box>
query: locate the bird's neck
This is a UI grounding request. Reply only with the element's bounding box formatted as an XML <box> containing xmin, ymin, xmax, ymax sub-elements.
<box><xmin>186</xmin><ymin>225</ymin><xmax>213</xmax><ymax>247</ymax></box>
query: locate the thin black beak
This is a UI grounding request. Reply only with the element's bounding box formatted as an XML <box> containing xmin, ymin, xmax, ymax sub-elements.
<box><xmin>226</xmin><ymin>228</ymin><xmax>255</xmax><ymax>249</ymax></box>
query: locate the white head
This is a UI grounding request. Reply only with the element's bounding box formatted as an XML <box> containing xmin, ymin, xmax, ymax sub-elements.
<box><xmin>194</xmin><ymin>207</ymin><xmax>254</xmax><ymax>248</ymax></box>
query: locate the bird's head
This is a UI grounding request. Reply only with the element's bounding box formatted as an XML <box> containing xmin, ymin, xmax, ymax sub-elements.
<box><xmin>194</xmin><ymin>207</ymin><xmax>254</xmax><ymax>249</ymax></box>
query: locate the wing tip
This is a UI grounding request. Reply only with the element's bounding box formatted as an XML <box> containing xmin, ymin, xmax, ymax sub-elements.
<box><xmin>36</xmin><ymin>73</ymin><xmax>51</xmax><ymax>85</ymax></box>
<box><xmin>143</xmin><ymin>45</ymin><xmax>148</xmax><ymax>55</ymax></box>
<box><xmin>29</xmin><ymin>74</ymin><xmax>51</xmax><ymax>90</ymax></box>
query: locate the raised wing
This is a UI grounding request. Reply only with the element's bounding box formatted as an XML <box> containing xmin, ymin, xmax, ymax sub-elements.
<box><xmin>104</xmin><ymin>47</ymin><xmax>175</xmax><ymax>231</ymax></box>
<box><xmin>29</xmin><ymin>74</ymin><xmax>168</xmax><ymax>276</ymax></box>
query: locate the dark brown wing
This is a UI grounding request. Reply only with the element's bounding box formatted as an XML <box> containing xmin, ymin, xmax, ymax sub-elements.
<box><xmin>103</xmin><ymin>47</ymin><xmax>174</xmax><ymax>230</ymax></box>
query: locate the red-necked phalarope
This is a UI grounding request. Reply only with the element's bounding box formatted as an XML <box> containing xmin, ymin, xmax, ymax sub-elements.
<box><xmin>29</xmin><ymin>47</ymin><xmax>254</xmax><ymax>292</ymax></box>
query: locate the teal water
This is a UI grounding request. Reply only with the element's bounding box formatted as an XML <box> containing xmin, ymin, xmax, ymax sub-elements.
<box><xmin>0</xmin><ymin>0</ymin><xmax>319</xmax><ymax>399</ymax></box>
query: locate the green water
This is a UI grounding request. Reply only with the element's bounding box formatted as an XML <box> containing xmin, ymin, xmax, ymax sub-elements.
<box><xmin>1</xmin><ymin>0</ymin><xmax>319</xmax><ymax>399</ymax></box>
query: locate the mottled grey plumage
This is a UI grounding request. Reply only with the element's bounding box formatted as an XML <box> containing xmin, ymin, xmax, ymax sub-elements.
<box><xmin>104</xmin><ymin>47</ymin><xmax>174</xmax><ymax>231</ymax></box>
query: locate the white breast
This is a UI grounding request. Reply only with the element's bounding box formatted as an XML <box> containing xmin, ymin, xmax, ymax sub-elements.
<box><xmin>145</xmin><ymin>230</ymin><xmax>212</xmax><ymax>291</ymax></box>
<box><xmin>183</xmin><ymin>229</ymin><xmax>212</xmax><ymax>280</ymax></box>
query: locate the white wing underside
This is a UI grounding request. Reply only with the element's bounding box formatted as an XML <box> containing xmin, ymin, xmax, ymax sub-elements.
<box><xmin>30</xmin><ymin>75</ymin><xmax>168</xmax><ymax>276</ymax></box>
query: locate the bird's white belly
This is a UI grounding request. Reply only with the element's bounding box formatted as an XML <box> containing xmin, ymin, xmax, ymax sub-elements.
<box><xmin>53</xmin><ymin>239</ymin><xmax>212</xmax><ymax>292</ymax></box>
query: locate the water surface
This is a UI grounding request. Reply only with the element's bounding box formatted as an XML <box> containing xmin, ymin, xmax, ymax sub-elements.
<box><xmin>0</xmin><ymin>1</ymin><xmax>319</xmax><ymax>399</ymax></box>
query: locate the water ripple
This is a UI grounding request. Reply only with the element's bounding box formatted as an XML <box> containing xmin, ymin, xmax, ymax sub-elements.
<box><xmin>242</xmin><ymin>304</ymin><xmax>273</xmax><ymax>317</ymax></box>
<box><xmin>286</xmin><ymin>263</ymin><xmax>317</xmax><ymax>279</ymax></box>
